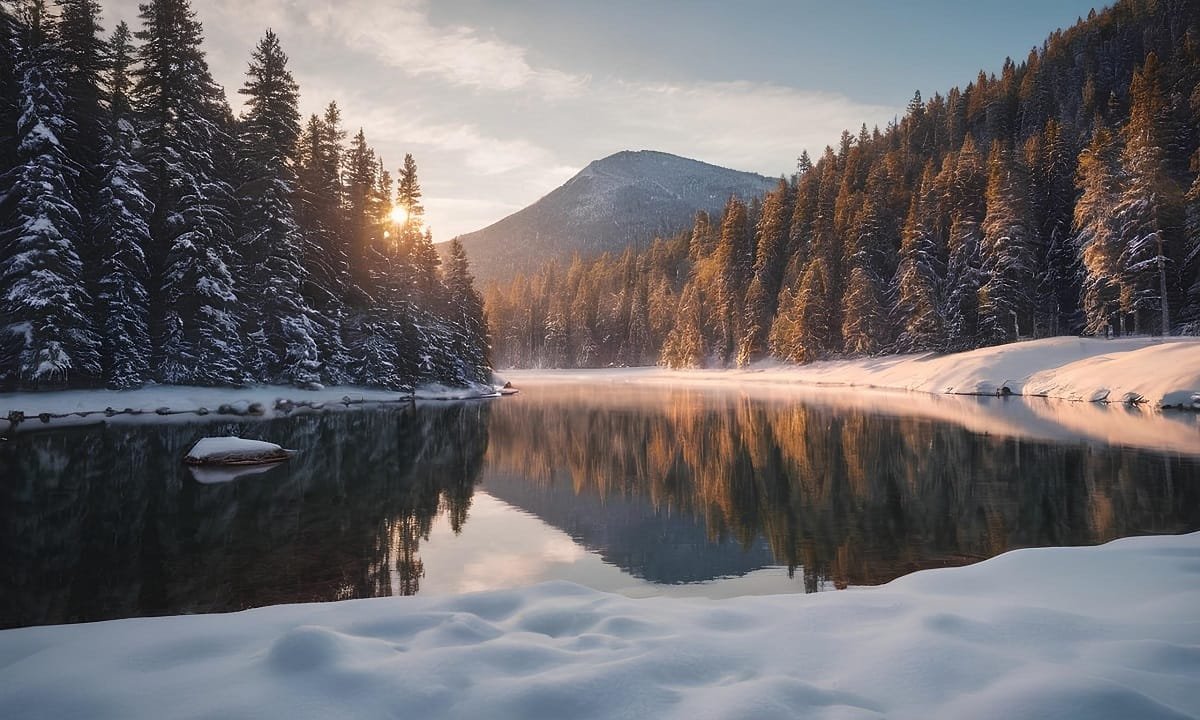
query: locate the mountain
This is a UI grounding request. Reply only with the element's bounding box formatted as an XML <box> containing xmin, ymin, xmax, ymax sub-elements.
<box><xmin>453</xmin><ymin>150</ymin><xmax>778</xmax><ymax>285</ymax></box>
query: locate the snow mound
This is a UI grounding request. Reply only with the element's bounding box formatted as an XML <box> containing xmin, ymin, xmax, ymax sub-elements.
<box><xmin>1</xmin><ymin>532</ymin><xmax>1196</xmax><ymax>720</ymax></box>
<box><xmin>518</xmin><ymin>337</ymin><xmax>1200</xmax><ymax>410</ymax></box>
<box><xmin>184</xmin><ymin>437</ymin><xmax>290</xmax><ymax>466</ymax></box>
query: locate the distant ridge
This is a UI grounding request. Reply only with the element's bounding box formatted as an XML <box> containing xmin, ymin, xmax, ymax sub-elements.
<box><xmin>452</xmin><ymin>150</ymin><xmax>778</xmax><ymax>285</ymax></box>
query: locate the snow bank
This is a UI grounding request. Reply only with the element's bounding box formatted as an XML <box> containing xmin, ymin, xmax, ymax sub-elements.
<box><xmin>516</xmin><ymin>337</ymin><xmax>1200</xmax><ymax>409</ymax></box>
<box><xmin>1</xmin><ymin>532</ymin><xmax>1196</xmax><ymax>720</ymax></box>
<box><xmin>0</xmin><ymin>382</ymin><xmax>499</xmax><ymax>432</ymax></box>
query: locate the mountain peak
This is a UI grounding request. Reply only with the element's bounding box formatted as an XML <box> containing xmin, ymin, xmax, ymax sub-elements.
<box><xmin>456</xmin><ymin>151</ymin><xmax>777</xmax><ymax>285</ymax></box>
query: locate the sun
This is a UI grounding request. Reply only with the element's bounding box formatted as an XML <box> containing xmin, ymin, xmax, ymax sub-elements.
<box><xmin>389</xmin><ymin>206</ymin><xmax>409</xmax><ymax>225</ymax></box>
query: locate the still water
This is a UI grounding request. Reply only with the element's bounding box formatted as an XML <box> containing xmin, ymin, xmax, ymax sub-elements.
<box><xmin>2</xmin><ymin>381</ymin><xmax>1198</xmax><ymax>629</ymax></box>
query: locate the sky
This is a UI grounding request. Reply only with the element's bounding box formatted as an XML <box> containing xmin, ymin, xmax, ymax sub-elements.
<box><xmin>97</xmin><ymin>0</ymin><xmax>1107</xmax><ymax>242</ymax></box>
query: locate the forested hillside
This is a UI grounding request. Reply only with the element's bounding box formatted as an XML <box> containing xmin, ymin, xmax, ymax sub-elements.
<box><xmin>455</xmin><ymin>150</ymin><xmax>777</xmax><ymax>286</ymax></box>
<box><xmin>487</xmin><ymin>0</ymin><xmax>1200</xmax><ymax>369</ymax></box>
<box><xmin>0</xmin><ymin>0</ymin><xmax>488</xmax><ymax>391</ymax></box>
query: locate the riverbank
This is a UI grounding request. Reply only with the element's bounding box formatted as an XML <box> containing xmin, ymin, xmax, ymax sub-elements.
<box><xmin>0</xmin><ymin>381</ymin><xmax>499</xmax><ymax>433</ymax></box>
<box><xmin>1</xmin><ymin>531</ymin><xmax>1195</xmax><ymax>720</ymax></box>
<box><xmin>515</xmin><ymin>336</ymin><xmax>1200</xmax><ymax>409</ymax></box>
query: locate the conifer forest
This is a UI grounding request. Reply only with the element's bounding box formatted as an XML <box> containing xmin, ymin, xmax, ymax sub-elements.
<box><xmin>0</xmin><ymin>0</ymin><xmax>489</xmax><ymax>391</ymax></box>
<box><xmin>486</xmin><ymin>0</ymin><xmax>1200</xmax><ymax>370</ymax></box>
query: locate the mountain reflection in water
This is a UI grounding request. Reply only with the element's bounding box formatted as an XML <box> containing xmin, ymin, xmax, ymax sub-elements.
<box><xmin>2</xmin><ymin>383</ymin><xmax>1197</xmax><ymax>629</ymax></box>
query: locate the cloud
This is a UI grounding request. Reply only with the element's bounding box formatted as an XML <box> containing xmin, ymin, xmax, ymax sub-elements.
<box><xmin>94</xmin><ymin>0</ymin><xmax>900</xmax><ymax>241</ymax></box>
<box><xmin>303</xmin><ymin>0</ymin><xmax>586</xmax><ymax>97</ymax></box>
<box><xmin>596</xmin><ymin>80</ymin><xmax>897</xmax><ymax>177</ymax></box>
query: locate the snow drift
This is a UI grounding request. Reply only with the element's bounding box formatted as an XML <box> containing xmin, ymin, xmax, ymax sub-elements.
<box><xmin>0</xmin><ymin>532</ymin><xmax>1196</xmax><ymax>720</ymax></box>
<box><xmin>518</xmin><ymin>336</ymin><xmax>1200</xmax><ymax>409</ymax></box>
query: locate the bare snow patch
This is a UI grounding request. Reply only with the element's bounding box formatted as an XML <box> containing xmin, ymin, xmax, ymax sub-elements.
<box><xmin>0</xmin><ymin>532</ymin><xmax>1196</xmax><ymax>720</ymax></box>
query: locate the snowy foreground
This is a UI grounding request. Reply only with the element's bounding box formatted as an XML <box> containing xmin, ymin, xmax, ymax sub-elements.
<box><xmin>1</xmin><ymin>532</ymin><xmax>1197</xmax><ymax>720</ymax></box>
<box><xmin>521</xmin><ymin>336</ymin><xmax>1200</xmax><ymax>409</ymax></box>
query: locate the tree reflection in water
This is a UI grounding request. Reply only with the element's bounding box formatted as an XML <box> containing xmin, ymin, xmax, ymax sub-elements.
<box><xmin>1</xmin><ymin>403</ymin><xmax>490</xmax><ymax>629</ymax></box>
<box><xmin>482</xmin><ymin>385</ymin><xmax>1200</xmax><ymax>592</ymax></box>
<box><xmin>2</xmin><ymin>386</ymin><xmax>1197</xmax><ymax>630</ymax></box>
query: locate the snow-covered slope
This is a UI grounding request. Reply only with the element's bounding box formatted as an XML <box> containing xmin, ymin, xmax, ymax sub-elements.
<box><xmin>1</xmin><ymin>532</ymin><xmax>1196</xmax><ymax>720</ymax></box>
<box><xmin>517</xmin><ymin>337</ymin><xmax>1200</xmax><ymax>409</ymax></box>
<box><xmin>453</xmin><ymin>150</ymin><xmax>777</xmax><ymax>285</ymax></box>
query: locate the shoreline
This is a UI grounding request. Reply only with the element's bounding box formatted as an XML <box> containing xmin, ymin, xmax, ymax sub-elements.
<box><xmin>504</xmin><ymin>336</ymin><xmax>1200</xmax><ymax>411</ymax></box>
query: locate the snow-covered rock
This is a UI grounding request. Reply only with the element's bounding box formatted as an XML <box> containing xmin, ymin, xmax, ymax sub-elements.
<box><xmin>184</xmin><ymin>437</ymin><xmax>290</xmax><ymax>466</ymax></box>
<box><xmin>0</xmin><ymin>532</ymin><xmax>1195</xmax><ymax>720</ymax></box>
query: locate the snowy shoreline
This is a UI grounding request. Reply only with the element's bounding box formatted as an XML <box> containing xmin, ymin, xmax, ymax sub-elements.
<box><xmin>1</xmin><ymin>531</ymin><xmax>1196</xmax><ymax>720</ymax></box>
<box><xmin>510</xmin><ymin>336</ymin><xmax>1200</xmax><ymax>410</ymax></box>
<box><xmin>0</xmin><ymin>382</ymin><xmax>500</xmax><ymax>433</ymax></box>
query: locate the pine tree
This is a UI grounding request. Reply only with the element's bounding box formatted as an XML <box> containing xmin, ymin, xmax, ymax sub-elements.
<box><xmin>942</xmin><ymin>135</ymin><xmax>986</xmax><ymax>350</ymax></box>
<box><xmin>93</xmin><ymin>21</ymin><xmax>152</xmax><ymax>388</ymax></box>
<box><xmin>737</xmin><ymin>180</ymin><xmax>791</xmax><ymax>366</ymax></box>
<box><xmin>712</xmin><ymin>195</ymin><xmax>751</xmax><ymax>364</ymax></box>
<box><xmin>295</xmin><ymin>109</ymin><xmax>352</xmax><ymax>381</ymax></box>
<box><xmin>134</xmin><ymin>0</ymin><xmax>243</xmax><ymax>384</ymax></box>
<box><xmin>443</xmin><ymin>237</ymin><xmax>488</xmax><ymax>381</ymax></box>
<box><xmin>1113</xmin><ymin>53</ymin><xmax>1183</xmax><ymax>335</ymax></box>
<box><xmin>0</xmin><ymin>1</ymin><xmax>100</xmax><ymax>387</ymax></box>
<box><xmin>1028</xmin><ymin>119</ymin><xmax>1081</xmax><ymax>336</ymax></box>
<box><xmin>978</xmin><ymin>140</ymin><xmax>1036</xmax><ymax>343</ymax></box>
<box><xmin>660</xmin><ymin>282</ymin><xmax>704</xmax><ymax>368</ymax></box>
<box><xmin>892</xmin><ymin>166</ymin><xmax>945</xmax><ymax>352</ymax></box>
<box><xmin>1074</xmin><ymin>124</ymin><xmax>1124</xmax><ymax>336</ymax></box>
<box><xmin>236</xmin><ymin>30</ymin><xmax>320</xmax><ymax>386</ymax></box>
<box><xmin>841</xmin><ymin>164</ymin><xmax>896</xmax><ymax>355</ymax></box>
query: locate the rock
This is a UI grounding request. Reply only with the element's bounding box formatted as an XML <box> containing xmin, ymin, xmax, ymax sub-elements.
<box><xmin>184</xmin><ymin>437</ymin><xmax>292</xmax><ymax>466</ymax></box>
<box><xmin>247</xmin><ymin>402</ymin><xmax>266</xmax><ymax>416</ymax></box>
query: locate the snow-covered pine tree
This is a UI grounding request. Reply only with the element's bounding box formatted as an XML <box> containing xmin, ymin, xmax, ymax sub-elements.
<box><xmin>0</xmin><ymin>1</ymin><xmax>100</xmax><ymax>388</ymax></box>
<box><xmin>236</xmin><ymin>29</ymin><xmax>320</xmax><ymax>386</ymax></box>
<box><xmin>891</xmin><ymin>163</ymin><xmax>945</xmax><ymax>352</ymax></box>
<box><xmin>1113</xmin><ymin>53</ymin><xmax>1184</xmax><ymax>335</ymax></box>
<box><xmin>134</xmin><ymin>0</ymin><xmax>243</xmax><ymax>385</ymax></box>
<box><xmin>93</xmin><ymin>21</ymin><xmax>152</xmax><ymax>388</ymax></box>
<box><xmin>1028</xmin><ymin>119</ymin><xmax>1081</xmax><ymax>336</ymax></box>
<box><xmin>443</xmin><ymin>236</ymin><xmax>489</xmax><ymax>381</ymax></box>
<box><xmin>295</xmin><ymin>107</ymin><xmax>352</xmax><ymax>382</ymax></box>
<box><xmin>841</xmin><ymin>164</ymin><xmax>896</xmax><ymax>355</ymax></box>
<box><xmin>978</xmin><ymin>140</ymin><xmax>1036</xmax><ymax>343</ymax></box>
<box><xmin>941</xmin><ymin>135</ymin><xmax>986</xmax><ymax>350</ymax></box>
<box><xmin>1185</xmin><ymin>151</ymin><xmax>1200</xmax><ymax>332</ymax></box>
<box><xmin>1073</xmin><ymin>123</ymin><xmax>1125</xmax><ymax>336</ymax></box>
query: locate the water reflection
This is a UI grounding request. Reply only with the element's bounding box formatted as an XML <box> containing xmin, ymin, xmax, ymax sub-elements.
<box><xmin>1</xmin><ymin>384</ymin><xmax>1197</xmax><ymax>630</ymax></box>
<box><xmin>483</xmin><ymin>385</ymin><xmax>1200</xmax><ymax>592</ymax></box>
<box><xmin>0</xmin><ymin>403</ymin><xmax>489</xmax><ymax>629</ymax></box>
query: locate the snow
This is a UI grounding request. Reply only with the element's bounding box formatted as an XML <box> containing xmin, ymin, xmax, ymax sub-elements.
<box><xmin>0</xmin><ymin>531</ymin><xmax>1196</xmax><ymax>720</ymax></box>
<box><xmin>0</xmin><ymin>382</ymin><xmax>500</xmax><ymax>432</ymax></box>
<box><xmin>514</xmin><ymin>337</ymin><xmax>1200</xmax><ymax>408</ymax></box>
<box><xmin>184</xmin><ymin>437</ymin><xmax>289</xmax><ymax>466</ymax></box>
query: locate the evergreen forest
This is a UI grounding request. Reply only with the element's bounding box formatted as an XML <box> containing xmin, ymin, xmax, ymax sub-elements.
<box><xmin>486</xmin><ymin>0</ymin><xmax>1200</xmax><ymax>369</ymax></box>
<box><xmin>0</xmin><ymin>0</ymin><xmax>489</xmax><ymax>391</ymax></box>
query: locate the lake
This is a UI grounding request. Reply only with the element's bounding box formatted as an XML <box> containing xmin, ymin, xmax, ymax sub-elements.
<box><xmin>2</xmin><ymin>379</ymin><xmax>1198</xmax><ymax>629</ymax></box>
